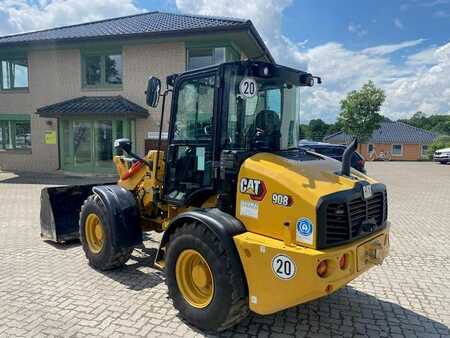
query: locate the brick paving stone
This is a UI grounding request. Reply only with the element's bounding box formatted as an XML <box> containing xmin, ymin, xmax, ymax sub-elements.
<box><xmin>0</xmin><ymin>163</ymin><xmax>449</xmax><ymax>337</ymax></box>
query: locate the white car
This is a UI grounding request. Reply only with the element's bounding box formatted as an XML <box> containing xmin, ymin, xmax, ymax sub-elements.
<box><xmin>433</xmin><ymin>147</ymin><xmax>450</xmax><ymax>164</ymax></box>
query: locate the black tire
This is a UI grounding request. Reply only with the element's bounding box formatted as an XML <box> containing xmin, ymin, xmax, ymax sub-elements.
<box><xmin>165</xmin><ymin>222</ymin><xmax>249</xmax><ymax>332</ymax></box>
<box><xmin>79</xmin><ymin>194</ymin><xmax>132</xmax><ymax>270</ymax></box>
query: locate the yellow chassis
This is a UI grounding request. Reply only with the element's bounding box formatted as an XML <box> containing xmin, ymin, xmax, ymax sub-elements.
<box><xmin>233</xmin><ymin>225</ymin><xmax>390</xmax><ymax>315</ymax></box>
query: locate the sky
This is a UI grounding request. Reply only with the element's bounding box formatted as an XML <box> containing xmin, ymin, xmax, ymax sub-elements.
<box><xmin>0</xmin><ymin>0</ymin><xmax>449</xmax><ymax>123</ymax></box>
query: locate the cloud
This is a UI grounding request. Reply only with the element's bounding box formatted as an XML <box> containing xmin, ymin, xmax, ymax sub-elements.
<box><xmin>407</xmin><ymin>46</ymin><xmax>440</xmax><ymax>66</ymax></box>
<box><xmin>304</xmin><ymin>40</ymin><xmax>450</xmax><ymax>120</ymax></box>
<box><xmin>421</xmin><ymin>0</ymin><xmax>450</xmax><ymax>7</ymax></box>
<box><xmin>0</xmin><ymin>0</ymin><xmax>143</xmax><ymax>35</ymax></box>
<box><xmin>176</xmin><ymin>0</ymin><xmax>450</xmax><ymax>122</ymax></box>
<box><xmin>400</xmin><ymin>4</ymin><xmax>410</xmax><ymax>11</ymax></box>
<box><xmin>435</xmin><ymin>9</ymin><xmax>450</xmax><ymax>17</ymax></box>
<box><xmin>1</xmin><ymin>0</ymin><xmax>448</xmax><ymax>122</ymax></box>
<box><xmin>394</xmin><ymin>17</ymin><xmax>404</xmax><ymax>30</ymax></box>
<box><xmin>362</xmin><ymin>39</ymin><xmax>425</xmax><ymax>56</ymax></box>
<box><xmin>402</xmin><ymin>0</ymin><xmax>449</xmax><ymax>10</ymax></box>
<box><xmin>347</xmin><ymin>22</ymin><xmax>368</xmax><ymax>37</ymax></box>
<box><xmin>385</xmin><ymin>44</ymin><xmax>450</xmax><ymax>117</ymax></box>
<box><xmin>176</xmin><ymin>0</ymin><xmax>292</xmax><ymax>51</ymax></box>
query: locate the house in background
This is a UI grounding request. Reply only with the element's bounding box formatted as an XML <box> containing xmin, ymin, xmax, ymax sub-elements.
<box><xmin>0</xmin><ymin>11</ymin><xmax>272</xmax><ymax>173</ymax></box>
<box><xmin>323</xmin><ymin>121</ymin><xmax>437</xmax><ymax>161</ymax></box>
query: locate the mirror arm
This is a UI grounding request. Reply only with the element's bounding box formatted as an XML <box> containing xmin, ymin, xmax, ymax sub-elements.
<box><xmin>154</xmin><ymin>88</ymin><xmax>173</xmax><ymax>183</ymax></box>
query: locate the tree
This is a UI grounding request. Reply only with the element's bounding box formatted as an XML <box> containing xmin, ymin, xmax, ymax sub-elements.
<box><xmin>298</xmin><ymin>124</ymin><xmax>310</xmax><ymax>140</ymax></box>
<box><xmin>308</xmin><ymin>119</ymin><xmax>329</xmax><ymax>141</ymax></box>
<box><xmin>338</xmin><ymin>81</ymin><xmax>385</xmax><ymax>142</ymax></box>
<box><xmin>409</xmin><ymin>111</ymin><xmax>427</xmax><ymax>127</ymax></box>
<box><xmin>433</xmin><ymin>121</ymin><xmax>450</xmax><ymax>135</ymax></box>
<box><xmin>399</xmin><ymin>113</ymin><xmax>450</xmax><ymax>135</ymax></box>
<box><xmin>325</xmin><ymin>120</ymin><xmax>343</xmax><ymax>137</ymax></box>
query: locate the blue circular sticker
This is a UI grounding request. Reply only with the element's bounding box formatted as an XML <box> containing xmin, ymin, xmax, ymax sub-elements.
<box><xmin>297</xmin><ymin>218</ymin><xmax>313</xmax><ymax>236</ymax></box>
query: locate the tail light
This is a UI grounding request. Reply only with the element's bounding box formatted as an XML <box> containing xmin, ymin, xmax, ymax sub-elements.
<box><xmin>339</xmin><ymin>254</ymin><xmax>348</xmax><ymax>270</ymax></box>
<box><xmin>317</xmin><ymin>260</ymin><xmax>328</xmax><ymax>277</ymax></box>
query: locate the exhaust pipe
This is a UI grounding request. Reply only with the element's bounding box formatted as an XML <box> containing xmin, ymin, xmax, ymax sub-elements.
<box><xmin>341</xmin><ymin>138</ymin><xmax>358</xmax><ymax>176</ymax></box>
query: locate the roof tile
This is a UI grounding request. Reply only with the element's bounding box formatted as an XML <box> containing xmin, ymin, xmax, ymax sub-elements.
<box><xmin>0</xmin><ymin>11</ymin><xmax>247</xmax><ymax>46</ymax></box>
<box><xmin>323</xmin><ymin>121</ymin><xmax>438</xmax><ymax>144</ymax></box>
<box><xmin>36</xmin><ymin>96</ymin><xmax>148</xmax><ymax>118</ymax></box>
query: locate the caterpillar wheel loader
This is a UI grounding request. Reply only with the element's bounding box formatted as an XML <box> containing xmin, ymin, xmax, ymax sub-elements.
<box><xmin>40</xmin><ymin>60</ymin><xmax>390</xmax><ymax>332</ymax></box>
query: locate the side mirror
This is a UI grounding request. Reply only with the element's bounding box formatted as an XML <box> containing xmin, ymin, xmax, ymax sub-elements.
<box><xmin>114</xmin><ymin>138</ymin><xmax>132</xmax><ymax>154</ymax></box>
<box><xmin>145</xmin><ymin>76</ymin><xmax>161</xmax><ymax>107</ymax></box>
<box><xmin>300</xmin><ymin>73</ymin><xmax>314</xmax><ymax>87</ymax></box>
<box><xmin>299</xmin><ymin>73</ymin><xmax>322</xmax><ymax>86</ymax></box>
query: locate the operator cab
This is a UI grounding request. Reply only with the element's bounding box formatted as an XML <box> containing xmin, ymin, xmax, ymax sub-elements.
<box><xmin>146</xmin><ymin>61</ymin><xmax>321</xmax><ymax>207</ymax></box>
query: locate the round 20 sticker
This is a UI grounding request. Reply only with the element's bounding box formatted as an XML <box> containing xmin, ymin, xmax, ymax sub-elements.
<box><xmin>239</xmin><ymin>77</ymin><xmax>257</xmax><ymax>98</ymax></box>
<box><xmin>272</xmin><ymin>254</ymin><xmax>296</xmax><ymax>280</ymax></box>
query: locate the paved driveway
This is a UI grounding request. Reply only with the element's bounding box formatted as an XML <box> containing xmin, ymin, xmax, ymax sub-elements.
<box><xmin>0</xmin><ymin>162</ymin><xmax>449</xmax><ymax>337</ymax></box>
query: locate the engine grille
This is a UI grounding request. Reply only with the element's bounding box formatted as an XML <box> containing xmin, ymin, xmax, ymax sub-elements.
<box><xmin>324</xmin><ymin>191</ymin><xmax>387</xmax><ymax>246</ymax></box>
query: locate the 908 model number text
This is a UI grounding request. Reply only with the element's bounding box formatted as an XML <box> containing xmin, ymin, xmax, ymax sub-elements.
<box><xmin>272</xmin><ymin>193</ymin><xmax>293</xmax><ymax>207</ymax></box>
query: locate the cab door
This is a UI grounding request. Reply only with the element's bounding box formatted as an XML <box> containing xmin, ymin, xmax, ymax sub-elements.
<box><xmin>164</xmin><ymin>73</ymin><xmax>217</xmax><ymax>205</ymax></box>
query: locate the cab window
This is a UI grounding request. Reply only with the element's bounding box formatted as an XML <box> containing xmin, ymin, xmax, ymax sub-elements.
<box><xmin>174</xmin><ymin>76</ymin><xmax>215</xmax><ymax>141</ymax></box>
<box><xmin>165</xmin><ymin>75</ymin><xmax>216</xmax><ymax>202</ymax></box>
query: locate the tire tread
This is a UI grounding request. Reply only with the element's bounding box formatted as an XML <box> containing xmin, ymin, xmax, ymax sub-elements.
<box><xmin>79</xmin><ymin>194</ymin><xmax>132</xmax><ymax>271</ymax></box>
<box><xmin>166</xmin><ymin>221</ymin><xmax>249</xmax><ymax>332</ymax></box>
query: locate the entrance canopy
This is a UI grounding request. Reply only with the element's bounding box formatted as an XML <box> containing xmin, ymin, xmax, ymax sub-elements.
<box><xmin>36</xmin><ymin>96</ymin><xmax>146</xmax><ymax>173</ymax></box>
<box><xmin>36</xmin><ymin>96</ymin><xmax>148</xmax><ymax>118</ymax></box>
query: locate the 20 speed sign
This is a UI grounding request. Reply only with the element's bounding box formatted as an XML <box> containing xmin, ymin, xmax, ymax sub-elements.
<box><xmin>239</xmin><ymin>77</ymin><xmax>257</xmax><ymax>98</ymax></box>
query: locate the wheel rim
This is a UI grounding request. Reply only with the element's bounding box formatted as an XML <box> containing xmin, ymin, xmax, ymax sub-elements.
<box><xmin>175</xmin><ymin>249</ymin><xmax>214</xmax><ymax>308</ymax></box>
<box><xmin>85</xmin><ymin>213</ymin><xmax>105</xmax><ymax>254</ymax></box>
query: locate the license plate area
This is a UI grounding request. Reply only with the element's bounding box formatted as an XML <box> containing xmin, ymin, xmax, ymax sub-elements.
<box><xmin>356</xmin><ymin>234</ymin><xmax>387</xmax><ymax>272</ymax></box>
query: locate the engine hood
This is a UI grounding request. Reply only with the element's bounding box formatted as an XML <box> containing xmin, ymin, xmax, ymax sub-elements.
<box><xmin>244</xmin><ymin>152</ymin><xmax>376</xmax><ymax>199</ymax></box>
<box><xmin>235</xmin><ymin>152</ymin><xmax>377</xmax><ymax>248</ymax></box>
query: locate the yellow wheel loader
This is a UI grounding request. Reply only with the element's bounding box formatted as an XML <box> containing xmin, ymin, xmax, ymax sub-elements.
<box><xmin>40</xmin><ymin>60</ymin><xmax>390</xmax><ymax>332</ymax></box>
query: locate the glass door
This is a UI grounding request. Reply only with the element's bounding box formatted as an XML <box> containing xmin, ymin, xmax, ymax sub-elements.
<box><xmin>94</xmin><ymin>120</ymin><xmax>113</xmax><ymax>169</ymax></box>
<box><xmin>165</xmin><ymin>74</ymin><xmax>216</xmax><ymax>204</ymax></box>
<box><xmin>73</xmin><ymin>121</ymin><xmax>93</xmax><ymax>170</ymax></box>
<box><xmin>60</xmin><ymin>118</ymin><xmax>134</xmax><ymax>173</ymax></box>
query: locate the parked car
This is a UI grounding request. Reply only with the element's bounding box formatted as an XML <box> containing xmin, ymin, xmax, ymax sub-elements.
<box><xmin>433</xmin><ymin>147</ymin><xmax>450</xmax><ymax>164</ymax></box>
<box><xmin>298</xmin><ymin>140</ymin><xmax>366</xmax><ymax>173</ymax></box>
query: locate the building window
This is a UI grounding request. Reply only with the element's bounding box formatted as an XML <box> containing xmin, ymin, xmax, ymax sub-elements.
<box><xmin>187</xmin><ymin>46</ymin><xmax>240</xmax><ymax>70</ymax></box>
<box><xmin>82</xmin><ymin>50</ymin><xmax>122</xmax><ymax>88</ymax></box>
<box><xmin>60</xmin><ymin>118</ymin><xmax>133</xmax><ymax>173</ymax></box>
<box><xmin>392</xmin><ymin>144</ymin><xmax>403</xmax><ymax>156</ymax></box>
<box><xmin>1</xmin><ymin>56</ymin><xmax>29</xmax><ymax>90</ymax></box>
<box><xmin>368</xmin><ymin>143</ymin><xmax>374</xmax><ymax>154</ymax></box>
<box><xmin>421</xmin><ymin>144</ymin><xmax>429</xmax><ymax>158</ymax></box>
<box><xmin>0</xmin><ymin>118</ymin><xmax>31</xmax><ymax>150</ymax></box>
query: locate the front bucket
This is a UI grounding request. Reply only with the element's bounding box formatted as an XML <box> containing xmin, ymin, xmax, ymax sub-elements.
<box><xmin>40</xmin><ymin>184</ymin><xmax>102</xmax><ymax>243</ymax></box>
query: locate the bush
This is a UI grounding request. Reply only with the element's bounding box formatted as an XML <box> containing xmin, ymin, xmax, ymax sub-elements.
<box><xmin>428</xmin><ymin>135</ymin><xmax>450</xmax><ymax>158</ymax></box>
